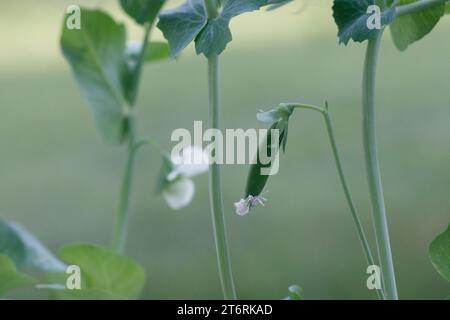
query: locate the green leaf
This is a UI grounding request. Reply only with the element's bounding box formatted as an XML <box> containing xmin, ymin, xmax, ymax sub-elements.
<box><xmin>333</xmin><ymin>0</ymin><xmax>396</xmax><ymax>45</ymax></box>
<box><xmin>196</xmin><ymin>0</ymin><xmax>268</xmax><ymax>57</ymax></box>
<box><xmin>285</xmin><ymin>284</ymin><xmax>304</xmax><ymax>300</ymax></box>
<box><xmin>446</xmin><ymin>3</ymin><xmax>450</xmax><ymax>14</ymax></box>
<box><xmin>120</xmin><ymin>0</ymin><xmax>166</xmax><ymax>25</ymax></box>
<box><xmin>158</xmin><ymin>0</ymin><xmax>268</xmax><ymax>58</ymax></box>
<box><xmin>127</xmin><ymin>41</ymin><xmax>171</xmax><ymax>64</ymax></box>
<box><xmin>0</xmin><ymin>218</ymin><xmax>26</xmax><ymax>267</ymax></box>
<box><xmin>157</xmin><ymin>0</ymin><xmax>208</xmax><ymax>58</ymax></box>
<box><xmin>429</xmin><ymin>224</ymin><xmax>450</xmax><ymax>282</ymax></box>
<box><xmin>0</xmin><ymin>255</ymin><xmax>35</xmax><ymax>296</ymax></box>
<box><xmin>0</xmin><ymin>218</ymin><xmax>66</xmax><ymax>273</ymax></box>
<box><xmin>389</xmin><ymin>0</ymin><xmax>445</xmax><ymax>51</ymax></box>
<box><xmin>61</xmin><ymin>8</ymin><xmax>129</xmax><ymax>145</ymax></box>
<box><xmin>54</xmin><ymin>244</ymin><xmax>146</xmax><ymax>299</ymax></box>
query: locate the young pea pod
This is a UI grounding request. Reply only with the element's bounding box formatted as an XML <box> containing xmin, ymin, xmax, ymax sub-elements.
<box><xmin>235</xmin><ymin>104</ymin><xmax>293</xmax><ymax>216</ymax></box>
<box><xmin>245</xmin><ymin>121</ymin><xmax>283</xmax><ymax>198</ymax></box>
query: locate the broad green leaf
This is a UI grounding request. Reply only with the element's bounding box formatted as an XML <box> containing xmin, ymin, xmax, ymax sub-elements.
<box><xmin>120</xmin><ymin>0</ymin><xmax>166</xmax><ymax>25</ymax></box>
<box><xmin>285</xmin><ymin>284</ymin><xmax>303</xmax><ymax>300</ymax></box>
<box><xmin>446</xmin><ymin>3</ymin><xmax>450</xmax><ymax>14</ymax></box>
<box><xmin>158</xmin><ymin>0</ymin><xmax>269</xmax><ymax>58</ymax></box>
<box><xmin>0</xmin><ymin>218</ymin><xmax>66</xmax><ymax>272</ymax></box>
<box><xmin>157</xmin><ymin>0</ymin><xmax>208</xmax><ymax>58</ymax></box>
<box><xmin>389</xmin><ymin>0</ymin><xmax>445</xmax><ymax>51</ymax></box>
<box><xmin>429</xmin><ymin>224</ymin><xmax>450</xmax><ymax>282</ymax></box>
<box><xmin>127</xmin><ymin>41</ymin><xmax>171</xmax><ymax>64</ymax></box>
<box><xmin>333</xmin><ymin>0</ymin><xmax>396</xmax><ymax>45</ymax></box>
<box><xmin>0</xmin><ymin>255</ymin><xmax>35</xmax><ymax>296</ymax></box>
<box><xmin>55</xmin><ymin>244</ymin><xmax>146</xmax><ymax>299</ymax></box>
<box><xmin>61</xmin><ymin>8</ymin><xmax>128</xmax><ymax>145</ymax></box>
<box><xmin>0</xmin><ymin>218</ymin><xmax>26</xmax><ymax>267</ymax></box>
<box><xmin>196</xmin><ymin>0</ymin><xmax>268</xmax><ymax>57</ymax></box>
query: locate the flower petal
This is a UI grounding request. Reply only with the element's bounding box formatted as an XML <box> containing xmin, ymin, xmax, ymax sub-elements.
<box><xmin>162</xmin><ymin>178</ymin><xmax>195</xmax><ymax>210</ymax></box>
<box><xmin>170</xmin><ymin>145</ymin><xmax>209</xmax><ymax>178</ymax></box>
<box><xmin>234</xmin><ymin>198</ymin><xmax>250</xmax><ymax>216</ymax></box>
<box><xmin>234</xmin><ymin>194</ymin><xmax>268</xmax><ymax>216</ymax></box>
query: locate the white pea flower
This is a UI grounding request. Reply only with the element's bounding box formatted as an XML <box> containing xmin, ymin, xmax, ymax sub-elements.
<box><xmin>162</xmin><ymin>177</ymin><xmax>196</xmax><ymax>210</ymax></box>
<box><xmin>159</xmin><ymin>146</ymin><xmax>209</xmax><ymax>210</ymax></box>
<box><xmin>234</xmin><ymin>194</ymin><xmax>267</xmax><ymax>216</ymax></box>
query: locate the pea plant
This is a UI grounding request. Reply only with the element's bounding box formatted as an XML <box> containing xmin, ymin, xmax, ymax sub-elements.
<box><xmin>0</xmin><ymin>0</ymin><xmax>204</xmax><ymax>300</ymax></box>
<box><xmin>332</xmin><ymin>0</ymin><xmax>450</xmax><ymax>300</ymax></box>
<box><xmin>157</xmin><ymin>0</ymin><xmax>274</xmax><ymax>300</ymax></box>
<box><xmin>238</xmin><ymin>102</ymin><xmax>382</xmax><ymax>300</ymax></box>
<box><xmin>239</xmin><ymin>0</ymin><xmax>450</xmax><ymax>300</ymax></box>
<box><xmin>1</xmin><ymin>0</ymin><xmax>450</xmax><ymax>300</ymax></box>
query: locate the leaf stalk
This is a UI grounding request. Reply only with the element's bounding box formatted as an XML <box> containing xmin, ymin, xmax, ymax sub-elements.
<box><xmin>286</xmin><ymin>102</ymin><xmax>384</xmax><ymax>300</ymax></box>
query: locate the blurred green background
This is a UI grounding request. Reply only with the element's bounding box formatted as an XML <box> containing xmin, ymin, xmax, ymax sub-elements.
<box><xmin>1</xmin><ymin>0</ymin><xmax>449</xmax><ymax>299</ymax></box>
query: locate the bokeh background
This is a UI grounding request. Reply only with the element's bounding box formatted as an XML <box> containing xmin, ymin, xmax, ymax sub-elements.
<box><xmin>1</xmin><ymin>0</ymin><xmax>449</xmax><ymax>299</ymax></box>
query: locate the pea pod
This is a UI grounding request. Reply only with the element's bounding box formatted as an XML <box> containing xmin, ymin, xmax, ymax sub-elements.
<box><xmin>245</xmin><ymin>121</ymin><xmax>286</xmax><ymax>198</ymax></box>
<box><xmin>234</xmin><ymin>106</ymin><xmax>292</xmax><ymax>216</ymax></box>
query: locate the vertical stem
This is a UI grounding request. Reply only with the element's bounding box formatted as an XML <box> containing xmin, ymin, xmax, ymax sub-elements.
<box><xmin>207</xmin><ymin>55</ymin><xmax>237</xmax><ymax>300</ymax></box>
<box><xmin>203</xmin><ymin>0</ymin><xmax>236</xmax><ymax>300</ymax></box>
<box><xmin>112</xmin><ymin>115</ymin><xmax>137</xmax><ymax>254</ymax></box>
<box><xmin>112</xmin><ymin>23</ymin><xmax>152</xmax><ymax>253</ymax></box>
<box><xmin>128</xmin><ymin>23</ymin><xmax>153</xmax><ymax>106</ymax></box>
<box><xmin>363</xmin><ymin>32</ymin><xmax>398</xmax><ymax>300</ymax></box>
<box><xmin>204</xmin><ymin>0</ymin><xmax>220</xmax><ymax>18</ymax></box>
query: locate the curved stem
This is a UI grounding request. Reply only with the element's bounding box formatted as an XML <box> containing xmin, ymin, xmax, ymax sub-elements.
<box><xmin>363</xmin><ymin>32</ymin><xmax>398</xmax><ymax>300</ymax></box>
<box><xmin>134</xmin><ymin>136</ymin><xmax>167</xmax><ymax>156</ymax></box>
<box><xmin>207</xmin><ymin>55</ymin><xmax>237</xmax><ymax>300</ymax></box>
<box><xmin>288</xmin><ymin>103</ymin><xmax>384</xmax><ymax>300</ymax></box>
<box><xmin>323</xmin><ymin>109</ymin><xmax>384</xmax><ymax>300</ymax></box>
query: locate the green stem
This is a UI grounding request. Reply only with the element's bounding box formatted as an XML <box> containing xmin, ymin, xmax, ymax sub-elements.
<box><xmin>288</xmin><ymin>103</ymin><xmax>384</xmax><ymax>300</ymax></box>
<box><xmin>134</xmin><ymin>137</ymin><xmax>167</xmax><ymax>156</ymax></box>
<box><xmin>203</xmin><ymin>0</ymin><xmax>220</xmax><ymax>18</ymax></box>
<box><xmin>112</xmin><ymin>23</ymin><xmax>152</xmax><ymax>253</ymax></box>
<box><xmin>396</xmin><ymin>0</ymin><xmax>448</xmax><ymax>16</ymax></box>
<box><xmin>128</xmin><ymin>23</ymin><xmax>153</xmax><ymax>106</ymax></box>
<box><xmin>203</xmin><ymin>0</ymin><xmax>236</xmax><ymax>300</ymax></box>
<box><xmin>207</xmin><ymin>55</ymin><xmax>237</xmax><ymax>300</ymax></box>
<box><xmin>112</xmin><ymin>115</ymin><xmax>137</xmax><ymax>253</ymax></box>
<box><xmin>363</xmin><ymin>32</ymin><xmax>398</xmax><ymax>300</ymax></box>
